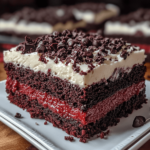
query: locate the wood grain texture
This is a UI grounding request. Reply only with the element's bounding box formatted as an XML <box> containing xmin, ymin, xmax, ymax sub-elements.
<box><xmin>0</xmin><ymin>122</ymin><xmax>31</xmax><ymax>150</ymax></box>
<box><xmin>0</xmin><ymin>63</ymin><xmax>6</xmax><ymax>81</ymax></box>
<box><xmin>0</xmin><ymin>62</ymin><xmax>150</xmax><ymax>150</ymax></box>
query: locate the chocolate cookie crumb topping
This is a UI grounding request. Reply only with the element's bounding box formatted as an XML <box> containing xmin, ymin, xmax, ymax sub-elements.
<box><xmin>16</xmin><ymin>30</ymin><xmax>139</xmax><ymax>74</ymax></box>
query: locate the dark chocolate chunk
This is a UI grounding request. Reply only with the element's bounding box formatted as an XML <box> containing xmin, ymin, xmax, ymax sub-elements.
<box><xmin>93</xmin><ymin>39</ymin><xmax>100</xmax><ymax>47</ymax></box>
<box><xmin>48</xmin><ymin>37</ymin><xmax>53</xmax><ymax>43</ymax></box>
<box><xmin>57</xmin><ymin>41</ymin><xmax>66</xmax><ymax>49</ymax></box>
<box><xmin>44</xmin><ymin>121</ymin><xmax>48</xmax><ymax>125</ymax></box>
<box><xmin>16</xmin><ymin>44</ymin><xmax>25</xmax><ymax>52</ymax></box>
<box><xmin>52</xmin><ymin>31</ymin><xmax>60</xmax><ymax>37</ymax></box>
<box><xmin>57</xmin><ymin>48</ymin><xmax>67</xmax><ymax>58</ymax></box>
<box><xmin>67</xmin><ymin>39</ymin><xmax>74</xmax><ymax>47</ymax></box>
<box><xmin>36</xmin><ymin>41</ymin><xmax>45</xmax><ymax>53</ymax></box>
<box><xmin>15</xmin><ymin>113</ymin><xmax>22</xmax><ymax>118</ymax></box>
<box><xmin>132</xmin><ymin>116</ymin><xmax>146</xmax><ymax>128</ymax></box>
<box><xmin>72</xmin><ymin>30</ymin><xmax>78</xmax><ymax>37</ymax></box>
<box><xmin>64</xmin><ymin>136</ymin><xmax>74</xmax><ymax>142</ymax></box>
<box><xmin>79</xmin><ymin>138</ymin><xmax>87</xmax><ymax>143</ymax></box>
<box><xmin>81</xmin><ymin>38</ymin><xmax>89</xmax><ymax>45</ymax></box>
<box><xmin>73</xmin><ymin>66</ymin><xmax>80</xmax><ymax>73</ymax></box>
<box><xmin>80</xmin><ymin>71</ymin><xmax>87</xmax><ymax>75</ymax></box>
<box><xmin>25</xmin><ymin>36</ymin><xmax>35</xmax><ymax>45</ymax></box>
<box><xmin>120</xmin><ymin>51</ymin><xmax>128</xmax><ymax>59</ymax></box>
<box><xmin>100</xmin><ymin>132</ymin><xmax>104</xmax><ymax>139</ymax></box>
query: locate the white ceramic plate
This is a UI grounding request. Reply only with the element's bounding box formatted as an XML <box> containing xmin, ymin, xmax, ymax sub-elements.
<box><xmin>0</xmin><ymin>80</ymin><xmax>150</xmax><ymax>150</ymax></box>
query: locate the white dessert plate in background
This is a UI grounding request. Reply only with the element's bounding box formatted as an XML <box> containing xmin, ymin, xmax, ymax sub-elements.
<box><xmin>0</xmin><ymin>80</ymin><xmax>150</xmax><ymax>150</ymax></box>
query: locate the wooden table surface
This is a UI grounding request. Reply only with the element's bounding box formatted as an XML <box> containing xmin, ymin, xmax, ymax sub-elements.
<box><xmin>0</xmin><ymin>62</ymin><xmax>150</xmax><ymax>150</ymax></box>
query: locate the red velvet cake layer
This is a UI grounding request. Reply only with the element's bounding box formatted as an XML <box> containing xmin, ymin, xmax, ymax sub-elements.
<box><xmin>6</xmin><ymin>77</ymin><xmax>145</xmax><ymax>125</ymax></box>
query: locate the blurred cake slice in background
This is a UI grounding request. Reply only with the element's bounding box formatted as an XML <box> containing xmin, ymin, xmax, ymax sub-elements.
<box><xmin>104</xmin><ymin>8</ymin><xmax>150</xmax><ymax>62</ymax></box>
<box><xmin>71</xmin><ymin>3</ymin><xmax>119</xmax><ymax>31</ymax></box>
<box><xmin>0</xmin><ymin>3</ymin><xmax>119</xmax><ymax>40</ymax></box>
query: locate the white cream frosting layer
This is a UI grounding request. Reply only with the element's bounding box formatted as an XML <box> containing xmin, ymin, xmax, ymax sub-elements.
<box><xmin>0</xmin><ymin>19</ymin><xmax>52</xmax><ymax>34</ymax></box>
<box><xmin>105</xmin><ymin>21</ymin><xmax>150</xmax><ymax>36</ymax></box>
<box><xmin>3</xmin><ymin>45</ymin><xmax>146</xmax><ymax>88</ymax></box>
<box><xmin>73</xmin><ymin>9</ymin><xmax>95</xmax><ymax>23</ymax></box>
<box><xmin>73</xmin><ymin>4</ymin><xmax>119</xmax><ymax>23</ymax></box>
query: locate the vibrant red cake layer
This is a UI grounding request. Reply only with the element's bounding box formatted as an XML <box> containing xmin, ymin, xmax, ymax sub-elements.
<box><xmin>6</xmin><ymin>77</ymin><xmax>145</xmax><ymax>125</ymax></box>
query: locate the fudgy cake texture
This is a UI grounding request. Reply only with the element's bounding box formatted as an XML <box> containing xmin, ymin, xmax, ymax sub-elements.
<box><xmin>3</xmin><ymin>30</ymin><xmax>146</xmax><ymax>139</ymax></box>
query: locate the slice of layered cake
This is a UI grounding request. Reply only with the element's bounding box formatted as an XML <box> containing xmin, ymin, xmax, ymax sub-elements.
<box><xmin>4</xmin><ymin>30</ymin><xmax>146</xmax><ymax>139</ymax></box>
<box><xmin>104</xmin><ymin>8</ymin><xmax>150</xmax><ymax>62</ymax></box>
<box><xmin>0</xmin><ymin>3</ymin><xmax>119</xmax><ymax>39</ymax></box>
<box><xmin>104</xmin><ymin>8</ymin><xmax>150</xmax><ymax>44</ymax></box>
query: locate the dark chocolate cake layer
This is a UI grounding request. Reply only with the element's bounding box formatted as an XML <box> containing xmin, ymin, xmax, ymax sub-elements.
<box><xmin>4</xmin><ymin>63</ymin><xmax>146</xmax><ymax>111</ymax></box>
<box><xmin>6</xmin><ymin>88</ymin><xmax>146</xmax><ymax>139</ymax></box>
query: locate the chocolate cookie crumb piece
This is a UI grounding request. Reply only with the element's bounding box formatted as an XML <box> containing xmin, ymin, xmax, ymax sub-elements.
<box><xmin>132</xmin><ymin>116</ymin><xmax>146</xmax><ymax>128</ymax></box>
<box><xmin>79</xmin><ymin>138</ymin><xmax>87</xmax><ymax>143</ymax></box>
<box><xmin>35</xmin><ymin>122</ymin><xmax>39</xmax><ymax>125</ymax></box>
<box><xmin>15</xmin><ymin>113</ymin><xmax>22</xmax><ymax>118</ymax></box>
<box><xmin>97</xmin><ymin>130</ymin><xmax>109</xmax><ymax>138</ymax></box>
<box><xmin>26</xmin><ymin>145</ymin><xmax>38</xmax><ymax>150</ymax></box>
<box><xmin>44</xmin><ymin>121</ymin><xmax>48</xmax><ymax>125</ymax></box>
<box><xmin>100</xmin><ymin>132</ymin><xmax>104</xmax><ymax>139</ymax></box>
<box><xmin>120</xmin><ymin>50</ymin><xmax>128</xmax><ymax>59</ymax></box>
<box><xmin>64</xmin><ymin>136</ymin><xmax>74</xmax><ymax>142</ymax></box>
